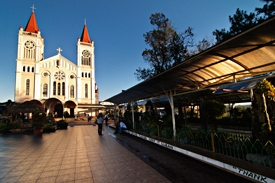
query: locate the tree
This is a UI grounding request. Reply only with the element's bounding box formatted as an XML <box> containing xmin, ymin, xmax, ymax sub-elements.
<box><xmin>213</xmin><ymin>0</ymin><xmax>275</xmax><ymax>43</ymax></box>
<box><xmin>213</xmin><ymin>8</ymin><xmax>257</xmax><ymax>43</ymax></box>
<box><xmin>201</xmin><ymin>100</ymin><xmax>226</xmax><ymax>131</ymax></box>
<box><xmin>135</xmin><ymin>13</ymin><xmax>194</xmax><ymax>81</ymax></box>
<box><xmin>256</xmin><ymin>0</ymin><xmax>275</xmax><ymax>18</ymax></box>
<box><xmin>253</xmin><ymin>80</ymin><xmax>275</xmax><ymax>132</ymax></box>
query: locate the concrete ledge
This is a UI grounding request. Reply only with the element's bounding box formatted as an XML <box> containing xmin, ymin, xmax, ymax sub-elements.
<box><xmin>116</xmin><ymin>128</ymin><xmax>275</xmax><ymax>183</ymax></box>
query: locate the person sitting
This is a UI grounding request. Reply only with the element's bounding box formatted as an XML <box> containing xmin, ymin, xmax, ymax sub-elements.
<box><xmin>114</xmin><ymin>119</ymin><xmax>127</xmax><ymax>134</ymax></box>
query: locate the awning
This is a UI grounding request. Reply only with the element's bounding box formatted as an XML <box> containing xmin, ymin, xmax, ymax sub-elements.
<box><xmin>214</xmin><ymin>79</ymin><xmax>262</xmax><ymax>94</ymax></box>
<box><xmin>78</xmin><ymin>104</ymin><xmax>106</xmax><ymax>108</ymax></box>
<box><xmin>106</xmin><ymin>16</ymin><xmax>275</xmax><ymax>104</ymax></box>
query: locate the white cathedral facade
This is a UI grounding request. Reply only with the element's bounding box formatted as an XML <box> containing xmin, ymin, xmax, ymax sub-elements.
<box><xmin>14</xmin><ymin>10</ymin><xmax>100</xmax><ymax>117</ymax></box>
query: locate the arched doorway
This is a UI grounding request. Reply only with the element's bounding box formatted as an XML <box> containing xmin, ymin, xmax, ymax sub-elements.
<box><xmin>64</xmin><ymin>101</ymin><xmax>77</xmax><ymax>117</ymax></box>
<box><xmin>43</xmin><ymin>98</ymin><xmax>63</xmax><ymax>118</ymax></box>
<box><xmin>54</xmin><ymin>104</ymin><xmax>63</xmax><ymax>118</ymax></box>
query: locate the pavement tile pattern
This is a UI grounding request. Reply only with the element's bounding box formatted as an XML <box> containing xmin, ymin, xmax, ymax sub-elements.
<box><xmin>0</xmin><ymin>124</ymin><xmax>170</xmax><ymax>183</ymax></box>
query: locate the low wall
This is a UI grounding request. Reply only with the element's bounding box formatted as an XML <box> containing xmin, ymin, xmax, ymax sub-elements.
<box><xmin>109</xmin><ymin>125</ymin><xmax>275</xmax><ymax>183</ymax></box>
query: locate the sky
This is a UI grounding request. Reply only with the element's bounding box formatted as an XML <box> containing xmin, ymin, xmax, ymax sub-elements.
<box><xmin>0</xmin><ymin>0</ymin><xmax>265</xmax><ymax>103</ymax></box>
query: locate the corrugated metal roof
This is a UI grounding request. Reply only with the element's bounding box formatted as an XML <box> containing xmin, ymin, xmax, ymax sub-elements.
<box><xmin>106</xmin><ymin>17</ymin><xmax>275</xmax><ymax>104</ymax></box>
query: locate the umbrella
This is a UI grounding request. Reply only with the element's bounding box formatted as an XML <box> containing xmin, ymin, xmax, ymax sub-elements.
<box><xmin>11</xmin><ymin>101</ymin><xmax>44</xmax><ymax>114</ymax></box>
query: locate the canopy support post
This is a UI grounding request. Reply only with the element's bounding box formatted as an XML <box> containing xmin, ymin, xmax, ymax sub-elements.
<box><xmin>131</xmin><ymin>102</ymin><xmax>135</xmax><ymax>130</ymax></box>
<box><xmin>169</xmin><ymin>91</ymin><xmax>176</xmax><ymax>140</ymax></box>
<box><xmin>114</xmin><ymin>104</ymin><xmax>117</xmax><ymax>124</ymax></box>
<box><xmin>161</xmin><ymin>87</ymin><xmax>176</xmax><ymax>141</ymax></box>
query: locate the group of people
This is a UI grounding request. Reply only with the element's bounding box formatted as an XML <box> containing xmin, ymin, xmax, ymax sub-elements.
<box><xmin>96</xmin><ymin>113</ymin><xmax>127</xmax><ymax>135</ymax></box>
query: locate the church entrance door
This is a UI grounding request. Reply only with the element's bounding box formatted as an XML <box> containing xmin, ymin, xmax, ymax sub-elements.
<box><xmin>54</xmin><ymin>104</ymin><xmax>63</xmax><ymax>118</ymax></box>
<box><xmin>70</xmin><ymin>108</ymin><xmax>74</xmax><ymax>117</ymax></box>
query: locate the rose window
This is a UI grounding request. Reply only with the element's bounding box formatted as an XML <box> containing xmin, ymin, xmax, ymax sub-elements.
<box><xmin>54</xmin><ymin>71</ymin><xmax>65</xmax><ymax>81</ymax></box>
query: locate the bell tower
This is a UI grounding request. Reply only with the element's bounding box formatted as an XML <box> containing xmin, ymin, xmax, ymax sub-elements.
<box><xmin>15</xmin><ymin>5</ymin><xmax>44</xmax><ymax>102</ymax></box>
<box><xmin>76</xmin><ymin>22</ymin><xmax>96</xmax><ymax>104</ymax></box>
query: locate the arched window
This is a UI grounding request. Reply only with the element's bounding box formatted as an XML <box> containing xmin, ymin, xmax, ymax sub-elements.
<box><xmin>82</xmin><ymin>50</ymin><xmax>91</xmax><ymax>65</ymax></box>
<box><xmin>85</xmin><ymin>73</ymin><xmax>87</xmax><ymax>78</ymax></box>
<box><xmin>23</xmin><ymin>66</ymin><xmax>25</xmax><ymax>72</ymax></box>
<box><xmin>62</xmin><ymin>82</ymin><xmax>65</xmax><ymax>96</ymax></box>
<box><xmin>27</xmin><ymin>66</ymin><xmax>30</xmax><ymax>72</ymax></box>
<box><xmin>43</xmin><ymin>84</ymin><xmax>48</xmax><ymax>97</ymax></box>
<box><xmin>58</xmin><ymin>83</ymin><xmax>61</xmax><ymax>95</ymax></box>
<box><xmin>85</xmin><ymin>84</ymin><xmax>88</xmax><ymax>98</ymax></box>
<box><xmin>82</xmin><ymin>72</ymin><xmax>84</xmax><ymax>77</ymax></box>
<box><xmin>31</xmin><ymin>67</ymin><xmax>34</xmax><ymax>73</ymax></box>
<box><xmin>53</xmin><ymin>81</ymin><xmax>56</xmax><ymax>95</ymax></box>
<box><xmin>26</xmin><ymin>79</ymin><xmax>30</xmax><ymax>95</ymax></box>
<box><xmin>88</xmin><ymin>73</ymin><xmax>90</xmax><ymax>78</ymax></box>
<box><xmin>24</xmin><ymin>40</ymin><xmax>35</xmax><ymax>59</ymax></box>
<box><xmin>70</xmin><ymin>85</ymin><xmax>74</xmax><ymax>98</ymax></box>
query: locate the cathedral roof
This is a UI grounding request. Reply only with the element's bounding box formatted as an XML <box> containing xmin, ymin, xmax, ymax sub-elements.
<box><xmin>80</xmin><ymin>24</ymin><xmax>91</xmax><ymax>43</ymax></box>
<box><xmin>25</xmin><ymin>12</ymin><xmax>39</xmax><ymax>33</ymax></box>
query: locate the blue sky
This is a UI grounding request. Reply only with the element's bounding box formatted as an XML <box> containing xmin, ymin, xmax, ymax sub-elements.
<box><xmin>0</xmin><ymin>0</ymin><xmax>264</xmax><ymax>102</ymax></box>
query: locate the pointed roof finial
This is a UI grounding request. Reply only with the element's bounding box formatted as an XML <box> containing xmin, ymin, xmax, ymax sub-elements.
<box><xmin>80</xmin><ymin>24</ymin><xmax>91</xmax><ymax>43</ymax></box>
<box><xmin>84</xmin><ymin>19</ymin><xmax>86</xmax><ymax>25</ymax></box>
<box><xmin>30</xmin><ymin>4</ymin><xmax>36</xmax><ymax>12</ymax></box>
<box><xmin>25</xmin><ymin>8</ymin><xmax>39</xmax><ymax>33</ymax></box>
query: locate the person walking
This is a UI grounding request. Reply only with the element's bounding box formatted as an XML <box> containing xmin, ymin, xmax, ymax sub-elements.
<box><xmin>104</xmin><ymin>114</ymin><xmax>109</xmax><ymax>126</ymax></box>
<box><xmin>87</xmin><ymin>114</ymin><xmax>90</xmax><ymax>122</ymax></box>
<box><xmin>97</xmin><ymin>113</ymin><xmax>104</xmax><ymax>135</ymax></box>
<box><xmin>87</xmin><ymin>114</ymin><xmax>92</xmax><ymax>123</ymax></box>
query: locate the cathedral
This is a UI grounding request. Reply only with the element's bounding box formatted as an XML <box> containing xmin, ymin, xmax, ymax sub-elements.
<box><xmin>14</xmin><ymin>9</ymin><xmax>100</xmax><ymax>117</ymax></box>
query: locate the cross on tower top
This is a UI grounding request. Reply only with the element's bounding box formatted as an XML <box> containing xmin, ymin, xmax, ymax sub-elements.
<box><xmin>30</xmin><ymin>4</ymin><xmax>36</xmax><ymax>12</ymax></box>
<box><xmin>57</xmin><ymin>47</ymin><xmax>62</xmax><ymax>55</ymax></box>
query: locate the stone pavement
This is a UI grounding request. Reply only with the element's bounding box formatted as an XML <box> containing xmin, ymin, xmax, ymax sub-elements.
<box><xmin>0</xmin><ymin>123</ymin><xmax>170</xmax><ymax>183</ymax></box>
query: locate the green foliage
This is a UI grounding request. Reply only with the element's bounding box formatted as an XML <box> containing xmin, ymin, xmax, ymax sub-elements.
<box><xmin>56</xmin><ymin>119</ymin><xmax>68</xmax><ymax>129</ymax></box>
<box><xmin>213</xmin><ymin>1</ymin><xmax>275</xmax><ymax>43</ymax></box>
<box><xmin>149</xmin><ymin>126</ymin><xmax>158</xmax><ymax>136</ymax></box>
<box><xmin>253</xmin><ymin>79</ymin><xmax>275</xmax><ymax>141</ymax></box>
<box><xmin>63</xmin><ymin>111</ymin><xmax>70</xmax><ymax>118</ymax></box>
<box><xmin>202</xmin><ymin>100</ymin><xmax>226</xmax><ymax>119</ymax></box>
<box><xmin>256</xmin><ymin>0</ymin><xmax>275</xmax><ymax>18</ymax></box>
<box><xmin>43</xmin><ymin>123</ymin><xmax>56</xmax><ymax>132</ymax></box>
<box><xmin>0</xmin><ymin>123</ymin><xmax>12</xmax><ymax>133</ymax></box>
<box><xmin>135</xmin><ymin>12</ymin><xmax>194</xmax><ymax>80</ymax></box>
<box><xmin>254</xmin><ymin>79</ymin><xmax>275</xmax><ymax>101</ymax></box>
<box><xmin>161</xmin><ymin>126</ymin><xmax>173</xmax><ymax>139</ymax></box>
<box><xmin>32</xmin><ymin>112</ymin><xmax>46</xmax><ymax>127</ymax></box>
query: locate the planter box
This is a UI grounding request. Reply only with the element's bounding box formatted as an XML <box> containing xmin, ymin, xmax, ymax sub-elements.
<box><xmin>33</xmin><ymin>127</ymin><xmax>43</xmax><ymax>136</ymax></box>
<box><xmin>57</xmin><ymin>123</ymin><xmax>68</xmax><ymax>129</ymax></box>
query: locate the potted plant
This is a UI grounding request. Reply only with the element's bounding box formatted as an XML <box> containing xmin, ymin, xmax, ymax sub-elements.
<box><xmin>32</xmin><ymin>112</ymin><xmax>46</xmax><ymax>136</ymax></box>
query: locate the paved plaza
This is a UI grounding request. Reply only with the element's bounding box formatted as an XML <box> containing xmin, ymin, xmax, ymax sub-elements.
<box><xmin>0</xmin><ymin>123</ymin><xmax>170</xmax><ymax>183</ymax></box>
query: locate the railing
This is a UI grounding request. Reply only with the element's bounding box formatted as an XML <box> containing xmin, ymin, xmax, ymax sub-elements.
<box><xmin>176</xmin><ymin>129</ymin><xmax>275</xmax><ymax>169</ymax></box>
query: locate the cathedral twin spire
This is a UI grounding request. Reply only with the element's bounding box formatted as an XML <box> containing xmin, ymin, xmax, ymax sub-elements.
<box><xmin>23</xmin><ymin>5</ymin><xmax>91</xmax><ymax>43</ymax></box>
<box><xmin>80</xmin><ymin>24</ymin><xmax>91</xmax><ymax>43</ymax></box>
<box><xmin>24</xmin><ymin>12</ymin><xmax>39</xmax><ymax>33</ymax></box>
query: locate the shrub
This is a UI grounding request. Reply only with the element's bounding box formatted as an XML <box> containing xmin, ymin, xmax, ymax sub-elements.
<box><xmin>0</xmin><ymin>123</ymin><xmax>12</xmax><ymax>133</ymax></box>
<box><xmin>32</xmin><ymin>112</ymin><xmax>46</xmax><ymax>127</ymax></box>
